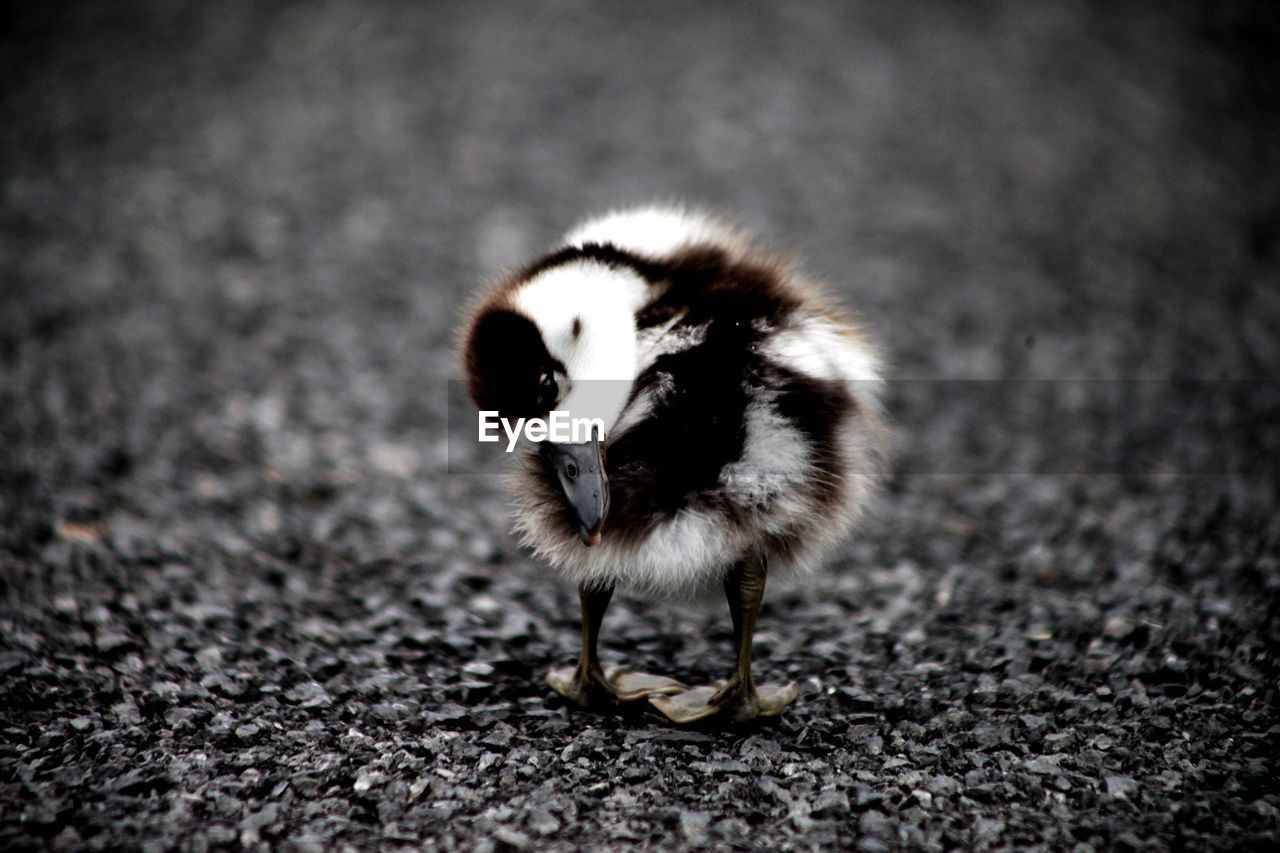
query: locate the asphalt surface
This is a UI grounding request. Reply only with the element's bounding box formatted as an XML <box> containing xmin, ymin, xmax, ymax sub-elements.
<box><xmin>2</xmin><ymin>1</ymin><xmax>1279</xmax><ymax>850</ymax></box>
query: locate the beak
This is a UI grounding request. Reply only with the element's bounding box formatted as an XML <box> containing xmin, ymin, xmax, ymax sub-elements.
<box><xmin>541</xmin><ymin>433</ymin><xmax>609</xmax><ymax>546</ymax></box>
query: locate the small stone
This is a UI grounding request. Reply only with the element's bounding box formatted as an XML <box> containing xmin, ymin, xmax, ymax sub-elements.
<box><xmin>813</xmin><ymin>789</ymin><xmax>851</xmax><ymax>816</ymax></box>
<box><xmin>1103</xmin><ymin>616</ymin><xmax>1135</xmax><ymax>639</ymax></box>
<box><xmin>680</xmin><ymin>811</ymin><xmax>712</xmax><ymax>844</ymax></box>
<box><xmin>462</xmin><ymin>661</ymin><xmax>495</xmax><ymax>677</ymax></box>
<box><xmin>112</xmin><ymin>699</ymin><xmax>142</xmax><ymax>725</ymax></box>
<box><xmin>528</xmin><ymin>808</ymin><xmax>561</xmax><ymax>836</ymax></box>
<box><xmin>974</xmin><ymin>817</ymin><xmax>1006</xmax><ymax>845</ymax></box>
<box><xmin>288</xmin><ymin>834</ymin><xmax>330</xmax><ymax>853</ymax></box>
<box><xmin>163</xmin><ymin>701</ymin><xmax>198</xmax><ymax>722</ymax></box>
<box><xmin>493</xmin><ymin>828</ymin><xmax>531</xmax><ymax>850</ymax></box>
<box><xmin>927</xmin><ymin>774</ymin><xmax>961</xmax><ymax>796</ymax></box>
<box><xmin>51</xmin><ymin>826</ymin><xmax>82</xmax><ymax>852</ymax></box>
<box><xmin>354</xmin><ymin>772</ymin><xmax>387</xmax><ymax>795</ymax></box>
<box><xmin>285</xmin><ymin>682</ymin><xmax>333</xmax><ymax>708</ymax></box>
<box><xmin>860</xmin><ymin>810</ymin><xmax>892</xmax><ymax>837</ymax></box>
<box><xmin>1105</xmin><ymin>775</ymin><xmax>1138</xmax><ymax>798</ymax></box>
<box><xmin>194</xmin><ymin>645</ymin><xmax>224</xmax><ymax>669</ymax></box>
<box><xmin>482</xmin><ymin>726</ymin><xmax>515</xmax><ymax>749</ymax></box>
<box><xmin>1025</xmin><ymin>756</ymin><xmax>1064</xmax><ymax>775</ymax></box>
<box><xmin>95</xmin><ymin>632</ymin><xmax>135</xmax><ymax>654</ymax></box>
<box><xmin>370</xmin><ymin>702</ymin><xmax>410</xmax><ymax>722</ymax></box>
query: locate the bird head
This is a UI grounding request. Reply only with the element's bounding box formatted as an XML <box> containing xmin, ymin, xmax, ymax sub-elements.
<box><xmin>462</xmin><ymin>253</ymin><xmax>647</xmax><ymax>545</ymax></box>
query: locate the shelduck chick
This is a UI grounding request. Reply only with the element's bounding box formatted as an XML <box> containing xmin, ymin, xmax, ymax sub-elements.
<box><xmin>462</xmin><ymin>207</ymin><xmax>888</xmax><ymax>723</ymax></box>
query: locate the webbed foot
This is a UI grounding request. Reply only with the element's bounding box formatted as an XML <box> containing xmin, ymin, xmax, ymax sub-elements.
<box><xmin>649</xmin><ymin>677</ymin><xmax>799</xmax><ymax>724</ymax></box>
<box><xmin>547</xmin><ymin>664</ymin><xmax>685</xmax><ymax>710</ymax></box>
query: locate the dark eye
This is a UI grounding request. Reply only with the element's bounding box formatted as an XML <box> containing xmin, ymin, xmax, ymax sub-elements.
<box><xmin>565</xmin><ymin>461</ymin><xmax>578</xmax><ymax>480</ymax></box>
<box><xmin>539</xmin><ymin>374</ymin><xmax>558</xmax><ymax>406</ymax></box>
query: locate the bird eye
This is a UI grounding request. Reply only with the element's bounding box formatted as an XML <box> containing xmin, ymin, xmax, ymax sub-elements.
<box><xmin>565</xmin><ymin>461</ymin><xmax>578</xmax><ymax>480</ymax></box>
<box><xmin>539</xmin><ymin>373</ymin><xmax>559</xmax><ymax>407</ymax></box>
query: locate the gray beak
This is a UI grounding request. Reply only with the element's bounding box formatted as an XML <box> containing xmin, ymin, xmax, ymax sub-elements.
<box><xmin>541</xmin><ymin>433</ymin><xmax>609</xmax><ymax>546</ymax></box>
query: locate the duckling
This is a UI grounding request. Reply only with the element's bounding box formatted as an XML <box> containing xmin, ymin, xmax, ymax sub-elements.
<box><xmin>462</xmin><ymin>207</ymin><xmax>888</xmax><ymax>723</ymax></box>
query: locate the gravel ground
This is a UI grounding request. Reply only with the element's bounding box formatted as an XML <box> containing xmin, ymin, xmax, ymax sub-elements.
<box><xmin>3</xmin><ymin>1</ymin><xmax>1279</xmax><ymax>850</ymax></box>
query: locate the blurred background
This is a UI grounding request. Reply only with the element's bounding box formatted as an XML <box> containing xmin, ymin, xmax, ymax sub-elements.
<box><xmin>2</xmin><ymin>1</ymin><xmax>1278</xmax><ymax>849</ymax></box>
<box><xmin>4</xmin><ymin>0</ymin><xmax>1277</xmax><ymax>537</ymax></box>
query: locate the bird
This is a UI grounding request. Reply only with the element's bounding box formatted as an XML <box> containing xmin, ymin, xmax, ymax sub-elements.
<box><xmin>461</xmin><ymin>206</ymin><xmax>889</xmax><ymax>723</ymax></box>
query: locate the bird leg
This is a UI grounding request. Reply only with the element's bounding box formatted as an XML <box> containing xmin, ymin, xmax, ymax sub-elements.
<box><xmin>546</xmin><ymin>584</ymin><xmax>685</xmax><ymax>709</ymax></box>
<box><xmin>649</xmin><ymin>554</ymin><xmax>799</xmax><ymax>724</ymax></box>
